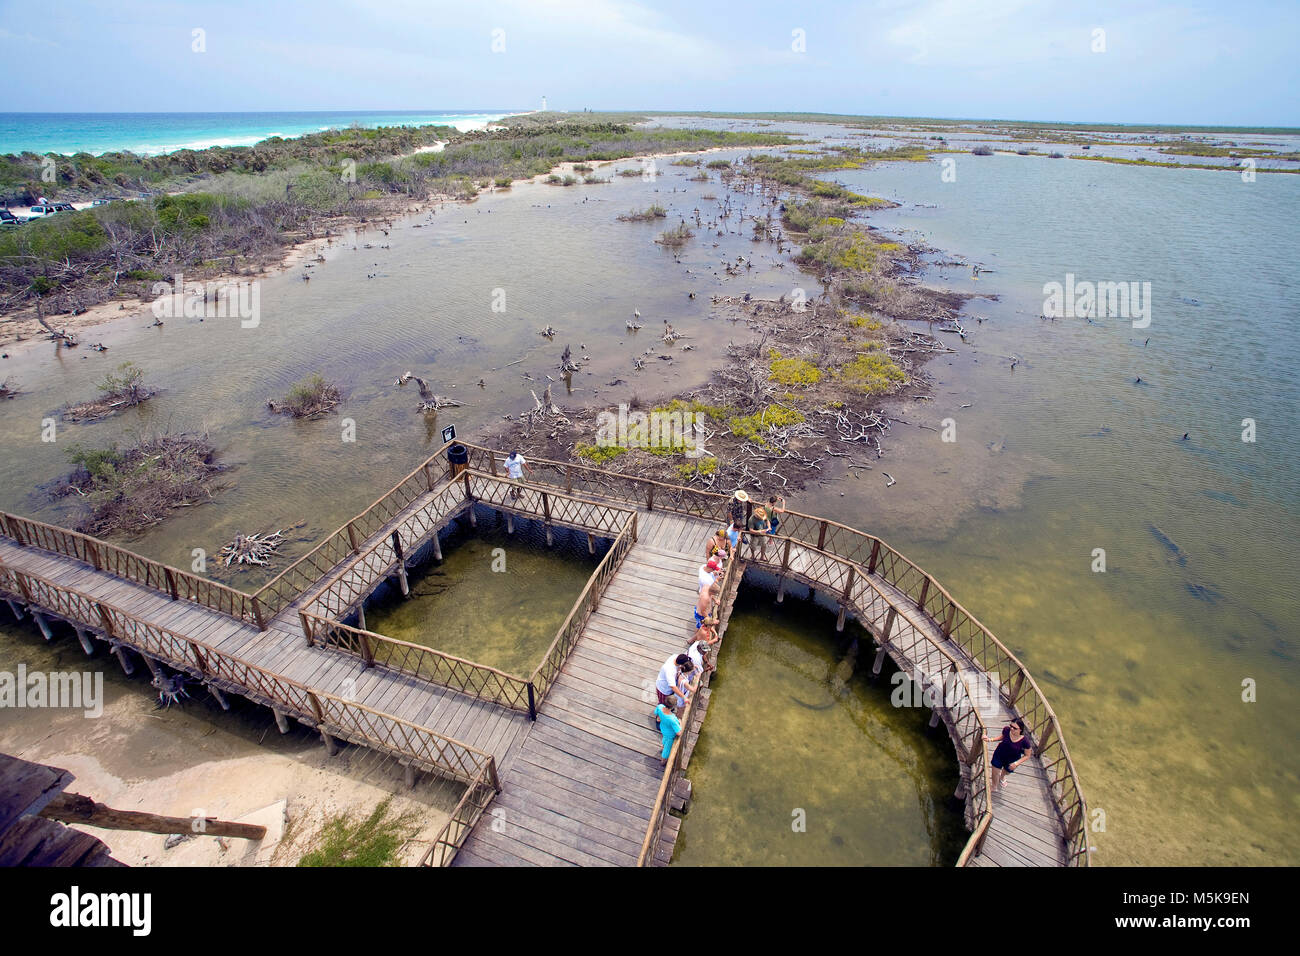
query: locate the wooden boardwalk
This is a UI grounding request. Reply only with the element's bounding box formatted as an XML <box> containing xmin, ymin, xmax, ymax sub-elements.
<box><xmin>454</xmin><ymin>512</ymin><xmax>723</xmax><ymax>866</ymax></box>
<box><xmin>0</xmin><ymin>483</ymin><xmax>533</xmax><ymax>781</ymax></box>
<box><xmin>0</xmin><ymin>443</ymin><xmax>1088</xmax><ymax>866</ymax></box>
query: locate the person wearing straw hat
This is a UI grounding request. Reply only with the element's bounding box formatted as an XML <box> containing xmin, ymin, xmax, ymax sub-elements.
<box><xmin>729</xmin><ymin>489</ymin><xmax>749</xmax><ymax>530</ymax></box>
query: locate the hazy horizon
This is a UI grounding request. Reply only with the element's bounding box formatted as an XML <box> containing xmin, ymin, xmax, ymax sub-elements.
<box><xmin>1</xmin><ymin>0</ymin><xmax>1296</xmax><ymax>127</ymax></box>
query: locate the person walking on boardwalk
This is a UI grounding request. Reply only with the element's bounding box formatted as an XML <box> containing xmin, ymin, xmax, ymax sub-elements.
<box><xmin>695</xmin><ymin>582</ymin><xmax>719</xmax><ymax>629</ymax></box>
<box><xmin>654</xmin><ymin>698</ymin><xmax>683</xmax><ymax>768</ymax></box>
<box><xmin>987</xmin><ymin>720</ymin><xmax>1034</xmax><ymax>792</ymax></box>
<box><xmin>503</xmin><ymin>450</ymin><xmax>531</xmax><ymax>500</ymax></box>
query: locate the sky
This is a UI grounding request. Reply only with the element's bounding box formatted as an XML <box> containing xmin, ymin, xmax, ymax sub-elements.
<box><xmin>0</xmin><ymin>0</ymin><xmax>1296</xmax><ymax>126</ymax></box>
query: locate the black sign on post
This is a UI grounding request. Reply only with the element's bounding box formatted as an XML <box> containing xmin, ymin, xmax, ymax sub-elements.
<box><xmin>442</xmin><ymin>425</ymin><xmax>457</xmax><ymax>444</ymax></box>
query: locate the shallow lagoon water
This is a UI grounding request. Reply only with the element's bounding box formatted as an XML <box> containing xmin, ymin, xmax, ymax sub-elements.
<box><xmin>2</xmin><ymin>120</ymin><xmax>1296</xmax><ymax>865</ymax></box>
<box><xmin>675</xmin><ymin>585</ymin><xmax>968</xmax><ymax>867</ymax></box>
<box><xmin>363</xmin><ymin>518</ymin><xmax>597</xmax><ymax>678</ymax></box>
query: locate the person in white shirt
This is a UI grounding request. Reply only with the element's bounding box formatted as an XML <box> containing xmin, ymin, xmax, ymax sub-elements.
<box><xmin>502</xmin><ymin>450</ymin><xmax>531</xmax><ymax>499</ymax></box>
<box><xmin>655</xmin><ymin>653</ymin><xmax>694</xmax><ymax>712</ymax></box>
<box><xmin>697</xmin><ymin>557</ymin><xmax>720</xmax><ymax>592</ymax></box>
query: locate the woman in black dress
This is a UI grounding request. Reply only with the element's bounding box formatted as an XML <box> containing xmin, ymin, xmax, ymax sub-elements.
<box><xmin>987</xmin><ymin>720</ymin><xmax>1033</xmax><ymax>792</ymax></box>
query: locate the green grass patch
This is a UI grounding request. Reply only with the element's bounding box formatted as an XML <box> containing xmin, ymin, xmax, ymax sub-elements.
<box><xmin>296</xmin><ymin>798</ymin><xmax>422</xmax><ymax>867</ymax></box>
<box><xmin>836</xmin><ymin>352</ymin><xmax>906</xmax><ymax>395</ymax></box>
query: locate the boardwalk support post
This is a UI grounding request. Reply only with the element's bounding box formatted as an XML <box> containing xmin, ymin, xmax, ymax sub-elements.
<box><xmin>112</xmin><ymin>645</ymin><xmax>135</xmax><ymax>677</ymax></box>
<box><xmin>391</xmin><ymin>531</ymin><xmax>409</xmax><ymax>597</ymax></box>
<box><xmin>32</xmin><ymin>611</ymin><xmax>53</xmax><ymax>641</ymax></box>
<box><xmin>321</xmin><ymin>731</ymin><xmax>339</xmax><ymax>756</ymax></box>
<box><xmin>506</xmin><ymin>514</ymin><xmax>514</xmax><ymax>535</ymax></box>
<box><xmin>405</xmin><ymin>763</ymin><xmax>417</xmax><ymax>789</ymax></box>
<box><xmin>74</xmin><ymin>627</ymin><xmax>94</xmax><ymax>655</ymax></box>
<box><xmin>4</xmin><ymin>598</ymin><xmax>23</xmax><ymax>621</ymax></box>
<box><xmin>432</xmin><ymin>531</ymin><xmax>443</xmax><ymax>563</ymax></box>
<box><xmin>586</xmin><ymin>533</ymin><xmax>595</xmax><ymax>555</ymax></box>
<box><xmin>208</xmin><ymin>685</ymin><xmax>230</xmax><ymax>711</ymax></box>
<box><xmin>837</xmin><ymin>566</ymin><xmax>856</xmax><ymax>632</ymax></box>
<box><xmin>273</xmin><ymin>709</ymin><xmax>290</xmax><ymax>734</ymax></box>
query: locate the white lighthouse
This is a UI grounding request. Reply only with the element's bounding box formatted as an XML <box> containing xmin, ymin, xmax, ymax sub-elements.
<box><xmin>542</xmin><ymin>96</ymin><xmax>548</xmax><ymax>112</ymax></box>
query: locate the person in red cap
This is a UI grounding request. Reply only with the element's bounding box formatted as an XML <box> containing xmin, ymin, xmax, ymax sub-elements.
<box><xmin>698</xmin><ymin>557</ymin><xmax>721</xmax><ymax>592</ymax></box>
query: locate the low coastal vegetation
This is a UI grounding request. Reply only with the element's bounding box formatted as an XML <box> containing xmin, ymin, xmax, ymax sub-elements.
<box><xmin>655</xmin><ymin>223</ymin><xmax>694</xmax><ymax>247</ymax></box>
<box><xmin>294</xmin><ymin>798</ymin><xmax>422</xmax><ymax>867</ymax></box>
<box><xmin>617</xmin><ymin>204</ymin><xmax>667</xmax><ymax>222</ymax></box>
<box><xmin>63</xmin><ymin>361</ymin><xmax>156</xmax><ymax>421</ymax></box>
<box><xmin>268</xmin><ymin>372</ymin><xmax>342</xmax><ymax>418</ymax></box>
<box><xmin>53</xmin><ymin>432</ymin><xmax>225</xmax><ymax>536</ymax></box>
<box><xmin>0</xmin><ymin>117</ymin><xmax>793</xmax><ymax>320</ymax></box>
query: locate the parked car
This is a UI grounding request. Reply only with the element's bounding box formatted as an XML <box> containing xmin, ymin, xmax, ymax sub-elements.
<box><xmin>90</xmin><ymin>197</ymin><xmax>121</xmax><ymax>206</ymax></box>
<box><xmin>0</xmin><ymin>209</ymin><xmax>21</xmax><ymax>226</ymax></box>
<box><xmin>51</xmin><ymin>202</ymin><xmax>76</xmax><ymax>212</ymax></box>
<box><xmin>26</xmin><ymin>204</ymin><xmax>59</xmax><ymax>218</ymax></box>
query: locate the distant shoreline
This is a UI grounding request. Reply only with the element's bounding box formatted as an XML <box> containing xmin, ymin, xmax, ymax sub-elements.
<box><xmin>0</xmin><ymin>110</ymin><xmax>524</xmax><ymax>158</ymax></box>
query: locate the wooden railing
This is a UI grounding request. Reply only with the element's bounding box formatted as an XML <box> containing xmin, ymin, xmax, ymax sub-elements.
<box><xmin>528</xmin><ymin>509</ymin><xmax>638</xmax><ymax>704</ymax></box>
<box><xmin>302</xmin><ymin>479</ymin><xmax>470</xmax><ymax>620</ymax></box>
<box><xmin>456</xmin><ymin>442</ymin><xmax>1083</xmax><ymax>866</ymax></box>
<box><xmin>741</xmin><ymin>533</ymin><xmax>996</xmax><ymax>862</ymax></box>
<box><xmin>0</xmin><ymin>510</ymin><xmax>266</xmax><ymax>629</ymax></box>
<box><xmin>0</xmin><ymin>562</ymin><xmax>499</xmax><ymax>788</ymax></box>
<box><xmin>301</xmin><ymin>611</ymin><xmax>535</xmax><ymax>716</ymax></box>
<box><xmin>252</xmin><ymin>443</ymin><xmax>460</xmax><ymax>618</ymax></box>
<box><xmin>420</xmin><ymin>762</ymin><xmax>500</xmax><ymax>867</ymax></box>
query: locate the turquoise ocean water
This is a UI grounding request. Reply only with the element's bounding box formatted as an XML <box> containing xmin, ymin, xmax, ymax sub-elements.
<box><xmin>0</xmin><ymin>110</ymin><xmax>517</xmax><ymax>156</ymax></box>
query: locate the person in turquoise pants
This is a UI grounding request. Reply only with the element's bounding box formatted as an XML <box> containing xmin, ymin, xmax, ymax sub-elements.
<box><xmin>654</xmin><ymin>701</ymin><xmax>683</xmax><ymax>767</ymax></box>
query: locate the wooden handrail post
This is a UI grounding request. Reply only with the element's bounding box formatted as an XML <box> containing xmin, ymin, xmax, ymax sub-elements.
<box><xmin>300</xmin><ymin>610</ymin><xmax>314</xmax><ymax>645</ymax></box>
<box><xmin>463</xmin><ymin>470</ymin><xmax>473</xmax><ymax>499</ymax></box>
<box><xmin>647</xmin><ymin>485</ymin><xmax>655</xmax><ymax>512</ymax></box>
<box><xmin>565</xmin><ymin>466</ymin><xmax>573</xmax><ymax>494</ymax></box>
<box><xmin>424</xmin><ymin>463</ymin><xmax>436</xmax><ymax>492</ymax></box>
<box><xmin>163</xmin><ymin>567</ymin><xmax>179</xmax><ymax>601</ymax></box>
<box><xmin>867</xmin><ymin>539</ymin><xmax>880</xmax><ymax>575</ymax></box>
<box><xmin>631</xmin><ymin>514</ymin><xmax>638</xmax><ymax>543</ymax></box>
<box><xmin>487</xmin><ymin>758</ymin><xmax>502</xmax><ymax>793</ymax></box>
<box><xmin>880</xmin><ymin>605</ymin><xmax>897</xmax><ymax>643</ymax></box>
<box><xmin>346</xmin><ymin>521</ymin><xmax>361</xmax><ymax>553</ymax></box>
<box><xmin>188</xmin><ymin>641</ymin><xmax>208</xmax><ymax>675</ymax></box>
<box><xmin>1006</xmin><ymin>667</ymin><xmax>1026</xmax><ymax>706</ymax></box>
<box><xmin>527</xmin><ymin>682</ymin><xmax>537</xmax><ymax>721</ymax></box>
<box><xmin>358</xmin><ymin>631</ymin><xmax>375</xmax><ymax>667</ymax></box>
<box><xmin>841</xmin><ymin>565</ymin><xmax>856</xmax><ymax>602</ymax></box>
<box><xmin>251</xmin><ymin>596</ymin><xmax>267</xmax><ymax>631</ymax></box>
<box><xmin>96</xmin><ymin>602</ymin><xmax>115</xmax><ymax>639</ymax></box>
<box><xmin>307</xmin><ymin>691</ymin><xmax>325</xmax><ymax>723</ymax></box>
<box><xmin>942</xmin><ymin>599</ymin><xmax>958</xmax><ymax>637</ymax></box>
<box><xmin>85</xmin><ymin>540</ymin><xmax>101</xmax><ymax>571</ymax></box>
<box><xmin>488</xmin><ymin>453</ymin><xmax>498</xmax><ymax>477</ymax></box>
<box><xmin>5</xmin><ymin>514</ymin><xmax>25</xmax><ymax>546</ymax></box>
<box><xmin>780</xmin><ymin>536</ymin><xmax>791</xmax><ymax>572</ymax></box>
<box><xmin>917</xmin><ymin>577</ymin><xmax>931</xmax><ymax>611</ymax></box>
<box><xmin>817</xmin><ymin>519</ymin><xmax>828</xmax><ymax>551</ymax></box>
<box><xmin>13</xmin><ymin>572</ymin><xmax>34</xmax><ymax>605</ymax></box>
<box><xmin>541</xmin><ymin>491</ymin><xmax>551</xmax><ymax>522</ymax></box>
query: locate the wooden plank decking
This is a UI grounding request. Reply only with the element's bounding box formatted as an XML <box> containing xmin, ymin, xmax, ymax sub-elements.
<box><xmin>0</xmin><ymin>511</ymin><xmax>532</xmax><ymax>777</ymax></box>
<box><xmin>454</xmin><ymin>512</ymin><xmax>715</xmax><ymax>866</ymax></box>
<box><xmin>1</xmin><ymin>458</ymin><xmax>1079</xmax><ymax>867</ymax></box>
